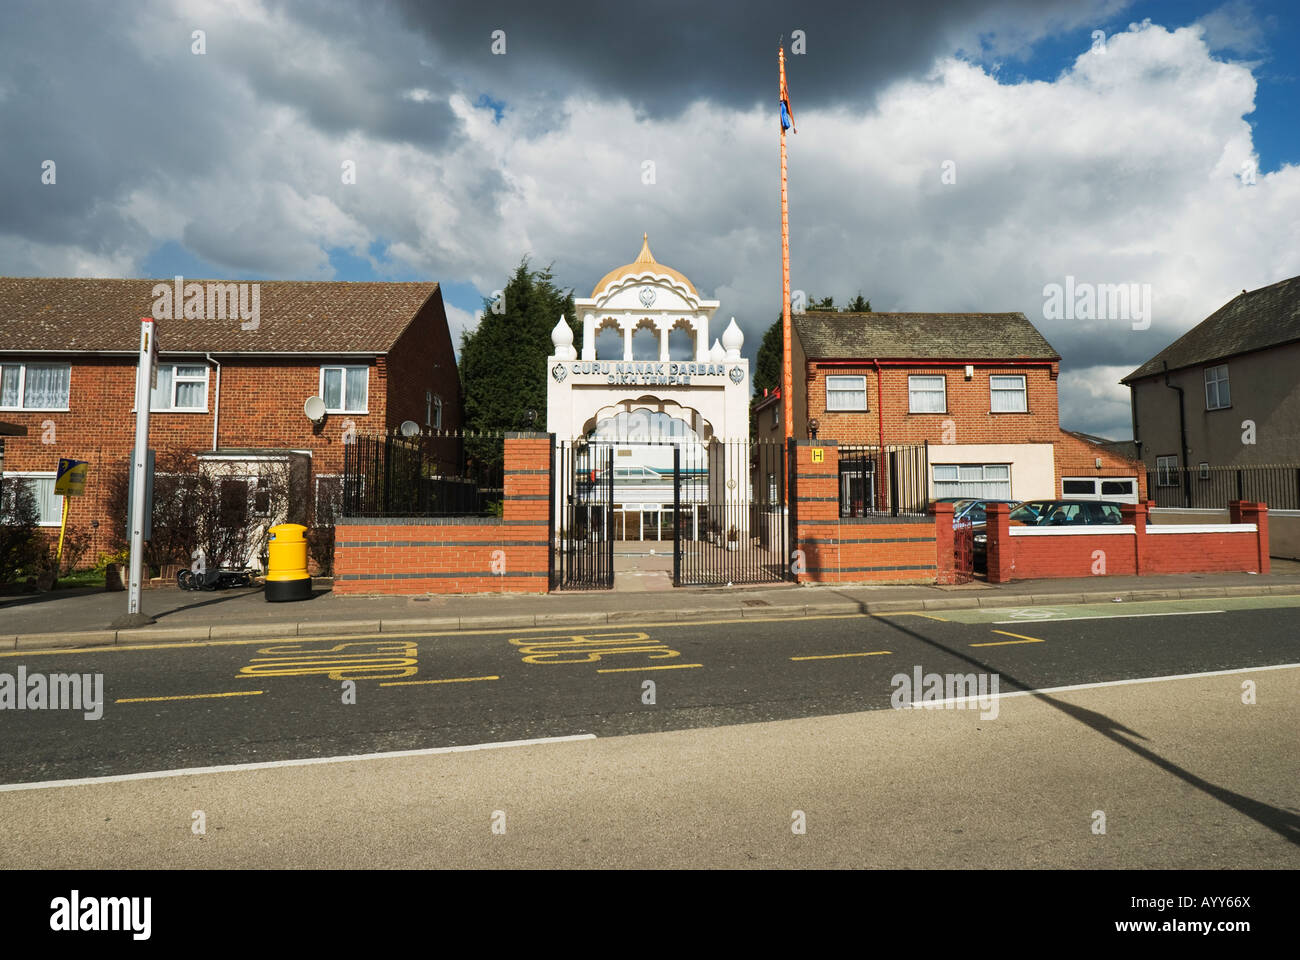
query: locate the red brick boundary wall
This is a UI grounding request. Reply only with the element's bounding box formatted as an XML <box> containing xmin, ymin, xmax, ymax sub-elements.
<box><xmin>333</xmin><ymin>433</ymin><xmax>551</xmax><ymax>595</ymax></box>
<box><xmin>984</xmin><ymin>500</ymin><xmax>1270</xmax><ymax>583</ymax></box>
<box><xmin>791</xmin><ymin>440</ymin><xmax>942</xmax><ymax>584</ymax></box>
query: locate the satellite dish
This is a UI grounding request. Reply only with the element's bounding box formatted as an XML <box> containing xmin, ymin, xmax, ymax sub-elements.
<box><xmin>399</xmin><ymin>420</ymin><xmax>420</xmax><ymax>437</ymax></box>
<box><xmin>304</xmin><ymin>396</ymin><xmax>326</xmax><ymax>423</ymax></box>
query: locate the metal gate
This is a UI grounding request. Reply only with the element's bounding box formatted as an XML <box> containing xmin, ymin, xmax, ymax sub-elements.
<box><xmin>551</xmin><ymin>441</ymin><xmax>614</xmax><ymax>590</ymax></box>
<box><xmin>953</xmin><ymin>518</ymin><xmax>974</xmax><ymax>584</ymax></box>
<box><xmin>672</xmin><ymin>438</ymin><xmax>789</xmax><ymax>586</ymax></box>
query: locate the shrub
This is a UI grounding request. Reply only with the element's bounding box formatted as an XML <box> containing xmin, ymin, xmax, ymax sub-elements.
<box><xmin>0</xmin><ymin>479</ymin><xmax>41</xmax><ymax>586</ymax></box>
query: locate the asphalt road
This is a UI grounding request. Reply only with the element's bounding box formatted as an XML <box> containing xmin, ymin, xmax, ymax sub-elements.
<box><xmin>1</xmin><ymin>595</ymin><xmax>1297</xmax><ymax>784</ymax></box>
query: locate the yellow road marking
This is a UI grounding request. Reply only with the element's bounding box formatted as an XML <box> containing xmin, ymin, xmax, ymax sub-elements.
<box><xmin>971</xmin><ymin>630</ymin><xmax>1045</xmax><ymax>647</ymax></box>
<box><xmin>596</xmin><ymin>663</ymin><xmax>703</xmax><ymax>673</ymax></box>
<box><xmin>116</xmin><ymin>690</ymin><xmax>264</xmax><ymax>703</ymax></box>
<box><xmin>790</xmin><ymin>651</ymin><xmax>892</xmax><ymax>661</ymax></box>
<box><xmin>380</xmin><ymin>676</ymin><xmax>499</xmax><ymax>687</ymax></box>
<box><xmin>3</xmin><ymin>614</ymin><xmax>873</xmax><ymax>658</ymax></box>
<box><xmin>872</xmin><ymin>611</ymin><xmax>949</xmax><ymax>622</ymax></box>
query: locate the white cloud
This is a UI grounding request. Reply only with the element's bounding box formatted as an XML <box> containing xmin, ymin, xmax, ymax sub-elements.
<box><xmin>5</xmin><ymin>12</ymin><xmax>1298</xmax><ymax>441</ymax></box>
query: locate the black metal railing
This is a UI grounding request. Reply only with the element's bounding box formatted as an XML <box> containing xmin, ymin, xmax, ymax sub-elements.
<box><xmin>838</xmin><ymin>444</ymin><xmax>930</xmax><ymax>518</ymax></box>
<box><xmin>341</xmin><ymin>431</ymin><xmax>504</xmax><ymax>517</ymax></box>
<box><xmin>674</xmin><ymin>438</ymin><xmax>788</xmax><ymax>586</ymax></box>
<box><xmin>1147</xmin><ymin>463</ymin><xmax>1300</xmax><ymax>510</ymax></box>
<box><xmin>552</xmin><ymin>440</ymin><xmax>614</xmax><ymax>589</ymax></box>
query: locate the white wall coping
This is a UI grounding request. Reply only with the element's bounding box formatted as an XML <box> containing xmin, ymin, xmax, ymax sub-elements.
<box><xmin>1008</xmin><ymin>526</ymin><xmax>1136</xmax><ymax>536</ymax></box>
<box><xmin>1147</xmin><ymin>524</ymin><xmax>1257</xmax><ymax>534</ymax></box>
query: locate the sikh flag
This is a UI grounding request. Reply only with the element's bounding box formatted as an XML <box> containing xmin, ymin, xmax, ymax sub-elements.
<box><xmin>780</xmin><ymin>77</ymin><xmax>796</xmax><ymax>133</ymax></box>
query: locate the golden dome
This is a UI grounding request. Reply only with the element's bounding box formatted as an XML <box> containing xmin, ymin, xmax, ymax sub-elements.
<box><xmin>591</xmin><ymin>234</ymin><xmax>697</xmax><ymax>298</ymax></box>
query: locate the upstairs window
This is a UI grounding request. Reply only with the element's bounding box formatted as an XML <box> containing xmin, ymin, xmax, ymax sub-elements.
<box><xmin>321</xmin><ymin>365</ymin><xmax>368</xmax><ymax>414</ymax></box>
<box><xmin>1156</xmin><ymin>455</ymin><xmax>1179</xmax><ymax>487</ymax></box>
<box><xmin>151</xmin><ymin>363</ymin><xmax>209</xmax><ymax>411</ymax></box>
<box><xmin>908</xmin><ymin>375</ymin><xmax>946</xmax><ymax>413</ymax></box>
<box><xmin>0</xmin><ymin>363</ymin><xmax>71</xmax><ymax>410</ymax></box>
<box><xmin>826</xmin><ymin>375</ymin><xmax>867</xmax><ymax>411</ymax></box>
<box><xmin>990</xmin><ymin>375</ymin><xmax>1027</xmax><ymax>413</ymax></box>
<box><xmin>426</xmin><ymin>391</ymin><xmax>443</xmax><ymax>429</ymax></box>
<box><xmin>1204</xmin><ymin>364</ymin><xmax>1230</xmax><ymax>410</ymax></box>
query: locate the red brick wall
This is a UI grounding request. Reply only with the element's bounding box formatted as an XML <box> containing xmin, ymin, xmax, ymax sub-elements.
<box><xmin>791</xmin><ymin>441</ymin><xmax>940</xmax><ymax>584</ymax></box>
<box><xmin>986</xmin><ymin>500</ymin><xmax>1268</xmax><ymax>582</ymax></box>
<box><xmin>384</xmin><ymin>287</ymin><xmax>462</xmax><ymax>434</ymax></box>
<box><xmin>332</xmin><ymin>434</ymin><xmax>550</xmax><ymax>595</ymax></box>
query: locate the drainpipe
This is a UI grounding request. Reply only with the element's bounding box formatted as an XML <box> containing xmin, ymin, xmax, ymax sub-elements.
<box><xmin>1162</xmin><ymin>360</ymin><xmax>1189</xmax><ymax>507</ymax></box>
<box><xmin>206</xmin><ymin>353</ymin><xmax>221</xmax><ymax>451</ymax></box>
<box><xmin>873</xmin><ymin>359</ymin><xmax>885</xmax><ymax>509</ymax></box>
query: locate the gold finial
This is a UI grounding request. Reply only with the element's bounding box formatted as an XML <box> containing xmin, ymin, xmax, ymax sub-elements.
<box><xmin>635</xmin><ymin>233</ymin><xmax>656</xmax><ymax>265</ymax></box>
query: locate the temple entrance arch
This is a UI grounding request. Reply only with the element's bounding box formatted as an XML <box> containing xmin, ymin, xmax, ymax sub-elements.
<box><xmin>547</xmin><ymin>235</ymin><xmax>787</xmax><ymax>589</ymax></box>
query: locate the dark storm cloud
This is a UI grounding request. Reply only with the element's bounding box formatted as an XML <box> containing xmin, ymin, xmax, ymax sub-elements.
<box><xmin>391</xmin><ymin>0</ymin><xmax>1127</xmax><ymax>117</ymax></box>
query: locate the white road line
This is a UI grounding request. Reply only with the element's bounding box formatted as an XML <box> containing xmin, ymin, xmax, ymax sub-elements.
<box><xmin>990</xmin><ymin>610</ymin><xmax>1225</xmax><ymax>625</ymax></box>
<box><xmin>903</xmin><ymin>662</ymin><xmax>1300</xmax><ymax>710</ymax></box>
<box><xmin>0</xmin><ymin>734</ymin><xmax>597</xmax><ymax>794</ymax></box>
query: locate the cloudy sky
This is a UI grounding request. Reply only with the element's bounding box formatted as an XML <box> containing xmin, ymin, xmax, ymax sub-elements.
<box><xmin>2</xmin><ymin>0</ymin><xmax>1297</xmax><ymax>439</ymax></box>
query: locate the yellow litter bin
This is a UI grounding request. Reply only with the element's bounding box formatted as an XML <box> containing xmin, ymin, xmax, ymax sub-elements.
<box><xmin>266</xmin><ymin>523</ymin><xmax>312</xmax><ymax>602</ymax></box>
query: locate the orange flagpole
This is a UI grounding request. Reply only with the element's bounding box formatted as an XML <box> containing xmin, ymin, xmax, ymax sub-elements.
<box><xmin>780</xmin><ymin>44</ymin><xmax>794</xmax><ymax>447</ymax></box>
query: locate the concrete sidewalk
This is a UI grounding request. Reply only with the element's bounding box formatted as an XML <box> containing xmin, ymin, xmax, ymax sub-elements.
<box><xmin>4</xmin><ymin>560</ymin><xmax>1300</xmax><ymax>650</ymax></box>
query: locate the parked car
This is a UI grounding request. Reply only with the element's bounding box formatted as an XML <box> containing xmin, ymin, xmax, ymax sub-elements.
<box><xmin>971</xmin><ymin>499</ymin><xmax>1126</xmax><ymax>570</ymax></box>
<box><xmin>952</xmin><ymin>498</ymin><xmax>1020</xmax><ymax>526</ymax></box>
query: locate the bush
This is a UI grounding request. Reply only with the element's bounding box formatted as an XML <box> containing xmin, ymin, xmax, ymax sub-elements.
<box><xmin>0</xmin><ymin>479</ymin><xmax>41</xmax><ymax>586</ymax></box>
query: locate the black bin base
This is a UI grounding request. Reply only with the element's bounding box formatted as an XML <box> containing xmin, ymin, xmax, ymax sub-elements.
<box><xmin>266</xmin><ymin>577</ymin><xmax>312</xmax><ymax>602</ymax></box>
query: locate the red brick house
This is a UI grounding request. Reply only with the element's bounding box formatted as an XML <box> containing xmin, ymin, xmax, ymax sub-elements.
<box><xmin>0</xmin><ymin>278</ymin><xmax>461</xmax><ymax>562</ymax></box>
<box><xmin>754</xmin><ymin>311</ymin><xmax>1145</xmax><ymax>508</ymax></box>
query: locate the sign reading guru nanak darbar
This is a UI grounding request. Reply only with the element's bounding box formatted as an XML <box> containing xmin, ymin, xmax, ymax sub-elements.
<box><xmin>555</xmin><ymin>360</ymin><xmax>743</xmax><ymax>387</ymax></box>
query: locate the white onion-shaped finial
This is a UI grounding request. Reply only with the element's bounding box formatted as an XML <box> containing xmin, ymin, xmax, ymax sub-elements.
<box><xmin>552</xmin><ymin>315</ymin><xmax>577</xmax><ymax>359</ymax></box>
<box><xmin>721</xmin><ymin>316</ymin><xmax>743</xmax><ymax>360</ymax></box>
<box><xmin>709</xmin><ymin>338</ymin><xmax>726</xmax><ymax>363</ymax></box>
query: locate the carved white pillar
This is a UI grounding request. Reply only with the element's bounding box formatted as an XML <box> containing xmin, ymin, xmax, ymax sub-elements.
<box><xmin>622</xmin><ymin>320</ymin><xmax>633</xmax><ymax>361</ymax></box>
<box><xmin>658</xmin><ymin>319</ymin><xmax>670</xmax><ymax>361</ymax></box>
<box><xmin>582</xmin><ymin>314</ymin><xmax>596</xmax><ymax>360</ymax></box>
<box><xmin>695</xmin><ymin>317</ymin><xmax>709</xmax><ymax>362</ymax></box>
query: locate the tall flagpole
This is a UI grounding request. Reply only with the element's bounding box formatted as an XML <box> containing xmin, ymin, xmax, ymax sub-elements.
<box><xmin>779</xmin><ymin>43</ymin><xmax>794</xmax><ymax>447</ymax></box>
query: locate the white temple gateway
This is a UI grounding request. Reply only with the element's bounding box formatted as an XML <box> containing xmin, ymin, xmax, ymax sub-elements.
<box><xmin>547</xmin><ymin>234</ymin><xmax>749</xmax><ymax>444</ymax></box>
<box><xmin>547</xmin><ymin>236</ymin><xmax>753</xmax><ymax>542</ymax></box>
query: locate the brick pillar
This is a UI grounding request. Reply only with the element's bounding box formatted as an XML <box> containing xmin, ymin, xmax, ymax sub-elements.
<box><xmin>1122</xmin><ymin>502</ymin><xmax>1145</xmax><ymax>575</ymax></box>
<box><xmin>793</xmin><ymin>440</ymin><xmax>839</xmax><ymax>583</ymax></box>
<box><xmin>985</xmin><ymin>501</ymin><xmax>1012</xmax><ymax>584</ymax></box>
<box><xmin>1233</xmin><ymin>500</ymin><xmax>1270</xmax><ymax>574</ymax></box>
<box><xmin>502</xmin><ymin>432</ymin><xmax>552</xmax><ymax>523</ymax></box>
<box><xmin>932</xmin><ymin>502</ymin><xmax>956</xmax><ymax>584</ymax></box>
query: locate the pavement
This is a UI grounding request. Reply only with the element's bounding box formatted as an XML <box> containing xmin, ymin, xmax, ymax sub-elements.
<box><xmin>2</xmin><ymin>559</ymin><xmax>1299</xmax><ymax>650</ymax></box>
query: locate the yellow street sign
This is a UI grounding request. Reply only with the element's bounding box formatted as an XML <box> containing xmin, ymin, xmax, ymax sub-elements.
<box><xmin>54</xmin><ymin>458</ymin><xmax>89</xmax><ymax>497</ymax></box>
<box><xmin>810</xmin><ymin>448</ymin><xmax>824</xmax><ymax>463</ymax></box>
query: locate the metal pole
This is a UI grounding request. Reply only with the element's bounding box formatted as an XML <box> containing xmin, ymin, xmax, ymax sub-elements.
<box><xmin>127</xmin><ymin>318</ymin><xmax>155</xmax><ymax>618</ymax></box>
<box><xmin>779</xmin><ymin>43</ymin><xmax>794</xmax><ymax>478</ymax></box>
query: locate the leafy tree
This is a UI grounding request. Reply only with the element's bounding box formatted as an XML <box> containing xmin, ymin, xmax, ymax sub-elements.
<box><xmin>0</xmin><ymin>478</ymin><xmax>40</xmax><ymax>586</ymax></box>
<box><xmin>459</xmin><ymin>258</ymin><xmax>575</xmax><ymax>463</ymax></box>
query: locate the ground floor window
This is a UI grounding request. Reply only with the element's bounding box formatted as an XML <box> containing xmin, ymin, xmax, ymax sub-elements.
<box><xmin>1</xmin><ymin>472</ymin><xmax>62</xmax><ymax>525</ymax></box>
<box><xmin>1156</xmin><ymin>455</ymin><xmax>1179</xmax><ymax>487</ymax></box>
<box><xmin>1061</xmin><ymin>476</ymin><xmax>1138</xmax><ymax>503</ymax></box>
<box><xmin>932</xmin><ymin>463</ymin><xmax>1011</xmax><ymax>500</ymax></box>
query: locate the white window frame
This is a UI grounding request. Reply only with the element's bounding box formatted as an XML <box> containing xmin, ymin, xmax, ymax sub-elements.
<box><xmin>826</xmin><ymin>375</ymin><xmax>867</xmax><ymax>412</ymax></box>
<box><xmin>932</xmin><ymin>463</ymin><xmax>1011</xmax><ymax>500</ymax></box>
<box><xmin>426</xmin><ymin>391</ymin><xmax>443</xmax><ymax>429</ymax></box>
<box><xmin>1</xmin><ymin>471</ymin><xmax>62</xmax><ymax>526</ymax></box>
<box><xmin>1156</xmin><ymin>455</ymin><xmax>1179</xmax><ymax>487</ymax></box>
<box><xmin>908</xmin><ymin>375</ymin><xmax>947</xmax><ymax>414</ymax></box>
<box><xmin>771</xmin><ymin>404</ymin><xmax>780</xmax><ymax>428</ymax></box>
<box><xmin>151</xmin><ymin>362</ymin><xmax>209</xmax><ymax>412</ymax></box>
<box><xmin>1198</xmin><ymin>461</ymin><xmax>1210</xmax><ymax>480</ymax></box>
<box><xmin>989</xmin><ymin>374</ymin><xmax>1027</xmax><ymax>413</ymax></box>
<box><xmin>0</xmin><ymin>362</ymin><xmax>72</xmax><ymax>411</ymax></box>
<box><xmin>1061</xmin><ymin>476</ymin><xmax>1138</xmax><ymax>503</ymax></box>
<box><xmin>1204</xmin><ymin>364</ymin><xmax>1231</xmax><ymax>410</ymax></box>
<box><xmin>319</xmin><ymin>365</ymin><xmax>369</xmax><ymax>414</ymax></box>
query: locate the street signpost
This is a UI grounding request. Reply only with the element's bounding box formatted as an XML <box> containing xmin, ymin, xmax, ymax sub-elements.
<box><xmin>53</xmin><ymin>457</ymin><xmax>89</xmax><ymax>563</ymax></box>
<box><xmin>126</xmin><ymin>318</ymin><xmax>157</xmax><ymax>621</ymax></box>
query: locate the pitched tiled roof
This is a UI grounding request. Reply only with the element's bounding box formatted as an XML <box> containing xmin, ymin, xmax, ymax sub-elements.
<box><xmin>0</xmin><ymin>278</ymin><xmax>440</xmax><ymax>354</ymax></box>
<box><xmin>1122</xmin><ymin>275</ymin><xmax>1300</xmax><ymax>383</ymax></box>
<box><xmin>793</xmin><ymin>311</ymin><xmax>1059</xmax><ymax>361</ymax></box>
